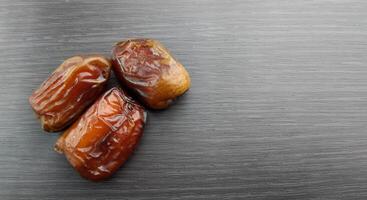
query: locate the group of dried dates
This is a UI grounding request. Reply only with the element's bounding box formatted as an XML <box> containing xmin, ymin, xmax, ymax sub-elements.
<box><xmin>29</xmin><ymin>39</ymin><xmax>191</xmax><ymax>181</ymax></box>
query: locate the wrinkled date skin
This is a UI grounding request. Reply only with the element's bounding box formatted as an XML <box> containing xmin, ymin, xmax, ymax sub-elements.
<box><xmin>112</xmin><ymin>39</ymin><xmax>191</xmax><ymax>109</ymax></box>
<box><xmin>55</xmin><ymin>87</ymin><xmax>146</xmax><ymax>181</ymax></box>
<box><xmin>29</xmin><ymin>55</ymin><xmax>111</xmax><ymax>132</ymax></box>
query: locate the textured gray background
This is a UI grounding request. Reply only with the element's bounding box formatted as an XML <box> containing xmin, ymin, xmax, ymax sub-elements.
<box><xmin>1</xmin><ymin>0</ymin><xmax>367</xmax><ymax>199</ymax></box>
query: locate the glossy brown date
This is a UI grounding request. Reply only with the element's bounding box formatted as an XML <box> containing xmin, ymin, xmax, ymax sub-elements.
<box><xmin>55</xmin><ymin>87</ymin><xmax>146</xmax><ymax>181</ymax></box>
<box><xmin>29</xmin><ymin>55</ymin><xmax>111</xmax><ymax>132</ymax></box>
<box><xmin>112</xmin><ymin>39</ymin><xmax>191</xmax><ymax>109</ymax></box>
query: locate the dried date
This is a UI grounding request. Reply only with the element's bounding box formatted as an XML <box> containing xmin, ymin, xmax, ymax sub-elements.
<box><xmin>112</xmin><ymin>39</ymin><xmax>191</xmax><ymax>109</ymax></box>
<box><xmin>55</xmin><ymin>87</ymin><xmax>146</xmax><ymax>181</ymax></box>
<box><xmin>29</xmin><ymin>55</ymin><xmax>111</xmax><ymax>132</ymax></box>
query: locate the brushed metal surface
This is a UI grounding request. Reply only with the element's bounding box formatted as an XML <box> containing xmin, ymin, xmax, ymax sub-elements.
<box><xmin>1</xmin><ymin>0</ymin><xmax>367</xmax><ymax>199</ymax></box>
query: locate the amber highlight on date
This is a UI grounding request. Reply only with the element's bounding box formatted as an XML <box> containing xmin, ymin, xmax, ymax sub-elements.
<box><xmin>112</xmin><ymin>39</ymin><xmax>191</xmax><ymax>109</ymax></box>
<box><xmin>29</xmin><ymin>55</ymin><xmax>111</xmax><ymax>132</ymax></box>
<box><xmin>55</xmin><ymin>87</ymin><xmax>146</xmax><ymax>181</ymax></box>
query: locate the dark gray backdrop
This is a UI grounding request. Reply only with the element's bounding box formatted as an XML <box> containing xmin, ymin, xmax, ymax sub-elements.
<box><xmin>1</xmin><ymin>0</ymin><xmax>367</xmax><ymax>199</ymax></box>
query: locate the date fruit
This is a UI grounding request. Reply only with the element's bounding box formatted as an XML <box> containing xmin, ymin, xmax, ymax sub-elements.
<box><xmin>55</xmin><ymin>87</ymin><xmax>146</xmax><ymax>181</ymax></box>
<box><xmin>112</xmin><ymin>39</ymin><xmax>191</xmax><ymax>109</ymax></box>
<box><xmin>29</xmin><ymin>55</ymin><xmax>111</xmax><ymax>132</ymax></box>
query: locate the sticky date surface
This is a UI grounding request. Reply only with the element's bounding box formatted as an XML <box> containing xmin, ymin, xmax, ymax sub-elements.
<box><xmin>112</xmin><ymin>39</ymin><xmax>191</xmax><ymax>109</ymax></box>
<box><xmin>55</xmin><ymin>87</ymin><xmax>146</xmax><ymax>181</ymax></box>
<box><xmin>29</xmin><ymin>55</ymin><xmax>111</xmax><ymax>132</ymax></box>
